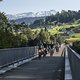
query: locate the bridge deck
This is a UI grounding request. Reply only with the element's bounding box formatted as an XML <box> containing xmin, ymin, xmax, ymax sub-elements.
<box><xmin>0</xmin><ymin>45</ymin><xmax>65</xmax><ymax>80</ymax></box>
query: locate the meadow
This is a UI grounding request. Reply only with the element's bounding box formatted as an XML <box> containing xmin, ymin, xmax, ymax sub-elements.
<box><xmin>32</xmin><ymin>23</ymin><xmax>80</xmax><ymax>42</ymax></box>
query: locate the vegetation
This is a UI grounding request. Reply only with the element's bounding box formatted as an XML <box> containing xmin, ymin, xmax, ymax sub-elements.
<box><xmin>70</xmin><ymin>33</ymin><xmax>80</xmax><ymax>38</ymax></box>
<box><xmin>0</xmin><ymin>12</ymin><xmax>57</xmax><ymax>48</ymax></box>
<box><xmin>30</xmin><ymin>10</ymin><xmax>80</xmax><ymax>27</ymax></box>
<box><xmin>71</xmin><ymin>41</ymin><xmax>80</xmax><ymax>54</ymax></box>
<box><xmin>0</xmin><ymin>9</ymin><xmax>80</xmax><ymax>48</ymax></box>
<box><xmin>46</xmin><ymin>10</ymin><xmax>80</xmax><ymax>24</ymax></box>
<box><xmin>0</xmin><ymin>12</ymin><xmax>33</xmax><ymax>48</ymax></box>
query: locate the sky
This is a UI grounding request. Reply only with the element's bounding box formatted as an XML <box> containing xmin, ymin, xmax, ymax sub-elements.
<box><xmin>0</xmin><ymin>0</ymin><xmax>80</xmax><ymax>15</ymax></box>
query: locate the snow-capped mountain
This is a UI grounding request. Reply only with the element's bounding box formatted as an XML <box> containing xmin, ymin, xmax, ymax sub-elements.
<box><xmin>6</xmin><ymin>10</ymin><xmax>57</xmax><ymax>20</ymax></box>
<box><xmin>35</xmin><ymin>10</ymin><xmax>56</xmax><ymax>17</ymax></box>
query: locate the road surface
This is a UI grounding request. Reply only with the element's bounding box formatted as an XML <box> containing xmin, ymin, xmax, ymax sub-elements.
<box><xmin>0</xmin><ymin>44</ymin><xmax>65</xmax><ymax>80</ymax></box>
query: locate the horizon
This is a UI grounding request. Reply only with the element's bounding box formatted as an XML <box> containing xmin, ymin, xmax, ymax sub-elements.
<box><xmin>6</xmin><ymin>9</ymin><xmax>57</xmax><ymax>15</ymax></box>
<box><xmin>0</xmin><ymin>0</ymin><xmax>80</xmax><ymax>15</ymax></box>
<box><xmin>6</xmin><ymin>9</ymin><xmax>80</xmax><ymax>15</ymax></box>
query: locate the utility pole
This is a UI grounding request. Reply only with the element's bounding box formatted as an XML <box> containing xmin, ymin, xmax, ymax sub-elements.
<box><xmin>57</xmin><ymin>12</ymin><xmax>59</xmax><ymax>25</ymax></box>
<box><xmin>58</xmin><ymin>14</ymin><xmax>59</xmax><ymax>25</ymax></box>
<box><xmin>44</xmin><ymin>11</ymin><xmax>46</xmax><ymax>28</ymax></box>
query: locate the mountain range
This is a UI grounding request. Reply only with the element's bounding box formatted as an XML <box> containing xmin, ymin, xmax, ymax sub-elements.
<box><xmin>6</xmin><ymin>10</ymin><xmax>57</xmax><ymax>24</ymax></box>
<box><xmin>7</xmin><ymin>10</ymin><xmax>57</xmax><ymax>20</ymax></box>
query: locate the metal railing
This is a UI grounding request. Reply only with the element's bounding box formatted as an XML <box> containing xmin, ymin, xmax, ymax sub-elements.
<box><xmin>0</xmin><ymin>46</ymin><xmax>38</xmax><ymax>68</ymax></box>
<box><xmin>67</xmin><ymin>46</ymin><xmax>80</xmax><ymax>80</ymax></box>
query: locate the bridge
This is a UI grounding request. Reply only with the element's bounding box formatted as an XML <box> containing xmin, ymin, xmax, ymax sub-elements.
<box><xmin>0</xmin><ymin>44</ymin><xmax>79</xmax><ymax>80</ymax></box>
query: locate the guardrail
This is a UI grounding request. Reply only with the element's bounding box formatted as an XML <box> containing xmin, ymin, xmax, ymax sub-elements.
<box><xmin>0</xmin><ymin>46</ymin><xmax>38</xmax><ymax>68</ymax></box>
<box><xmin>64</xmin><ymin>46</ymin><xmax>72</xmax><ymax>80</ymax></box>
<box><xmin>67</xmin><ymin>46</ymin><xmax>80</xmax><ymax>80</ymax></box>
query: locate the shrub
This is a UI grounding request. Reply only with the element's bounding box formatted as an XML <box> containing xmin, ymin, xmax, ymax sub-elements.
<box><xmin>72</xmin><ymin>41</ymin><xmax>80</xmax><ymax>54</ymax></box>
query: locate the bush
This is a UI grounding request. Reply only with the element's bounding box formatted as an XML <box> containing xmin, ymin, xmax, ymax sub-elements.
<box><xmin>71</xmin><ymin>41</ymin><xmax>80</xmax><ymax>54</ymax></box>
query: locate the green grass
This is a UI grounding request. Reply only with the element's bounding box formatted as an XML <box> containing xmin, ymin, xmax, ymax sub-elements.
<box><xmin>49</xmin><ymin>23</ymin><xmax>80</xmax><ymax>35</ymax></box>
<box><xmin>52</xmin><ymin>23</ymin><xmax>80</xmax><ymax>30</ymax></box>
<box><xmin>65</xmin><ymin>33</ymin><xmax>80</xmax><ymax>42</ymax></box>
<box><xmin>48</xmin><ymin>29</ymin><xmax>63</xmax><ymax>35</ymax></box>
<box><xmin>48</xmin><ymin>26</ymin><xmax>64</xmax><ymax>35</ymax></box>
<box><xmin>31</xmin><ymin>23</ymin><xmax>80</xmax><ymax>41</ymax></box>
<box><xmin>31</xmin><ymin>28</ymin><xmax>41</xmax><ymax>32</ymax></box>
<box><xmin>66</xmin><ymin>33</ymin><xmax>80</xmax><ymax>42</ymax></box>
<box><xmin>70</xmin><ymin>33</ymin><xmax>80</xmax><ymax>38</ymax></box>
<box><xmin>65</xmin><ymin>38</ymin><xmax>80</xmax><ymax>42</ymax></box>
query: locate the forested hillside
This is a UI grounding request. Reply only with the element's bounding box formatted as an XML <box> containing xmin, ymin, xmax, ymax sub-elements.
<box><xmin>46</xmin><ymin>10</ymin><xmax>80</xmax><ymax>23</ymax></box>
<box><xmin>0</xmin><ymin>10</ymin><xmax>80</xmax><ymax>49</ymax></box>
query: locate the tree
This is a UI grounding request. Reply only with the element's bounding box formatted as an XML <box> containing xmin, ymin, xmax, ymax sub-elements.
<box><xmin>72</xmin><ymin>41</ymin><xmax>80</xmax><ymax>54</ymax></box>
<box><xmin>0</xmin><ymin>29</ymin><xmax>21</xmax><ymax>48</ymax></box>
<box><xmin>37</xmin><ymin>29</ymin><xmax>50</xmax><ymax>44</ymax></box>
<box><xmin>50</xmin><ymin>35</ymin><xmax>55</xmax><ymax>42</ymax></box>
<box><xmin>0</xmin><ymin>12</ymin><xmax>23</xmax><ymax>48</ymax></box>
<box><xmin>45</xmin><ymin>10</ymin><xmax>80</xmax><ymax>24</ymax></box>
<box><xmin>26</xmin><ymin>28</ymin><xmax>33</xmax><ymax>40</ymax></box>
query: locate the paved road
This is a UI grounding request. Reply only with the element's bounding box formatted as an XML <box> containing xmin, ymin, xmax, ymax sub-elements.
<box><xmin>0</xmin><ymin>45</ymin><xmax>65</xmax><ymax>80</ymax></box>
<box><xmin>47</xmin><ymin>44</ymin><xmax>65</xmax><ymax>57</ymax></box>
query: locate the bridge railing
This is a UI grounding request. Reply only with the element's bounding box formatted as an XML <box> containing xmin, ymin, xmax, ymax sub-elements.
<box><xmin>67</xmin><ymin>46</ymin><xmax>80</xmax><ymax>80</ymax></box>
<box><xmin>0</xmin><ymin>46</ymin><xmax>38</xmax><ymax>68</ymax></box>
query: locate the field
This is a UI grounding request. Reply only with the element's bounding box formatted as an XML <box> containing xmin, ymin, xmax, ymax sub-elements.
<box><xmin>70</xmin><ymin>33</ymin><xmax>80</xmax><ymax>38</ymax></box>
<box><xmin>65</xmin><ymin>33</ymin><xmax>80</xmax><ymax>42</ymax></box>
<box><xmin>65</xmin><ymin>38</ymin><xmax>80</xmax><ymax>42</ymax></box>
<box><xmin>31</xmin><ymin>28</ymin><xmax>41</xmax><ymax>32</ymax></box>
<box><xmin>48</xmin><ymin>23</ymin><xmax>80</xmax><ymax>35</ymax></box>
<box><xmin>49</xmin><ymin>24</ymin><xmax>80</xmax><ymax>42</ymax></box>
<box><xmin>31</xmin><ymin>23</ymin><xmax>80</xmax><ymax>42</ymax></box>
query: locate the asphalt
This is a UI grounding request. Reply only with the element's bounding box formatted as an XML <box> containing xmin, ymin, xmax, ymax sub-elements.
<box><xmin>0</xmin><ymin>45</ymin><xmax>65</xmax><ymax>80</ymax></box>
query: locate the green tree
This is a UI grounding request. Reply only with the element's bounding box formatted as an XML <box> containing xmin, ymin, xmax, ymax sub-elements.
<box><xmin>38</xmin><ymin>29</ymin><xmax>50</xmax><ymax>43</ymax></box>
<box><xmin>72</xmin><ymin>41</ymin><xmax>80</xmax><ymax>54</ymax></box>
<box><xmin>26</xmin><ymin>28</ymin><xmax>33</xmax><ymax>40</ymax></box>
<box><xmin>50</xmin><ymin>35</ymin><xmax>55</xmax><ymax>42</ymax></box>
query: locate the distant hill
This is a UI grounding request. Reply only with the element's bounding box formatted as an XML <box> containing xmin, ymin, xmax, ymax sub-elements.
<box><xmin>6</xmin><ymin>10</ymin><xmax>57</xmax><ymax>20</ymax></box>
<box><xmin>12</xmin><ymin>17</ymin><xmax>45</xmax><ymax>25</ymax></box>
<box><xmin>8</xmin><ymin>10</ymin><xmax>57</xmax><ymax>25</ymax></box>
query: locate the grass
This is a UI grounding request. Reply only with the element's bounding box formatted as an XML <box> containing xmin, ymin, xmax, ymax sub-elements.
<box><xmin>65</xmin><ymin>38</ymin><xmax>80</xmax><ymax>42</ymax></box>
<box><xmin>52</xmin><ymin>23</ymin><xmax>80</xmax><ymax>29</ymax></box>
<box><xmin>70</xmin><ymin>33</ymin><xmax>80</xmax><ymax>38</ymax></box>
<box><xmin>31</xmin><ymin>23</ymin><xmax>80</xmax><ymax>42</ymax></box>
<box><xmin>31</xmin><ymin>28</ymin><xmax>41</xmax><ymax>32</ymax></box>
<box><xmin>31</xmin><ymin>23</ymin><xmax>80</xmax><ymax>35</ymax></box>
<box><xmin>66</xmin><ymin>33</ymin><xmax>80</xmax><ymax>42</ymax></box>
<box><xmin>49</xmin><ymin>23</ymin><xmax>80</xmax><ymax>35</ymax></box>
<box><xmin>48</xmin><ymin>26</ymin><xmax>64</xmax><ymax>35</ymax></box>
<box><xmin>48</xmin><ymin>29</ymin><xmax>63</xmax><ymax>35</ymax></box>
